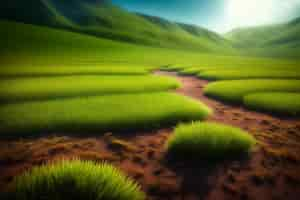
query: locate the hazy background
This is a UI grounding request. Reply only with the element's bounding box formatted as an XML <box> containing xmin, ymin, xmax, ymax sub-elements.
<box><xmin>112</xmin><ymin>0</ymin><xmax>300</xmax><ymax>32</ymax></box>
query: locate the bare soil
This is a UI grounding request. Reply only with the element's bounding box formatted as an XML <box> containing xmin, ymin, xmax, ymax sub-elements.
<box><xmin>1</xmin><ymin>71</ymin><xmax>300</xmax><ymax>200</ymax></box>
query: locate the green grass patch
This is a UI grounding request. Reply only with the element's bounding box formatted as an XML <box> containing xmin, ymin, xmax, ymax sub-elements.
<box><xmin>179</xmin><ymin>67</ymin><xmax>205</xmax><ymax>75</ymax></box>
<box><xmin>178</xmin><ymin>64</ymin><xmax>300</xmax><ymax>76</ymax></box>
<box><xmin>160</xmin><ymin>65</ymin><xmax>186</xmax><ymax>72</ymax></box>
<box><xmin>204</xmin><ymin>79</ymin><xmax>300</xmax><ymax>103</ymax></box>
<box><xmin>10</xmin><ymin>159</ymin><xmax>145</xmax><ymax>200</ymax></box>
<box><xmin>198</xmin><ymin>69</ymin><xmax>300</xmax><ymax>80</ymax></box>
<box><xmin>167</xmin><ymin>122</ymin><xmax>256</xmax><ymax>159</ymax></box>
<box><xmin>0</xmin><ymin>66</ymin><xmax>150</xmax><ymax>78</ymax></box>
<box><xmin>244</xmin><ymin>92</ymin><xmax>300</xmax><ymax>116</ymax></box>
<box><xmin>0</xmin><ymin>75</ymin><xmax>179</xmax><ymax>102</ymax></box>
<box><xmin>0</xmin><ymin>92</ymin><xmax>211</xmax><ymax>137</ymax></box>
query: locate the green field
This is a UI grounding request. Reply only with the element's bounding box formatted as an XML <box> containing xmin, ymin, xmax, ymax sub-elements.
<box><xmin>1</xmin><ymin>20</ymin><xmax>300</xmax><ymax>136</ymax></box>
<box><xmin>0</xmin><ymin>75</ymin><xmax>179</xmax><ymax>102</ymax></box>
<box><xmin>0</xmin><ymin>92</ymin><xmax>211</xmax><ymax>137</ymax></box>
<box><xmin>0</xmin><ymin>19</ymin><xmax>219</xmax><ymax>136</ymax></box>
<box><xmin>1</xmin><ymin>2</ymin><xmax>300</xmax><ymax>200</ymax></box>
<box><xmin>2</xmin><ymin>21</ymin><xmax>300</xmax><ymax>69</ymax></box>
<box><xmin>0</xmin><ymin>20</ymin><xmax>216</xmax><ymax>137</ymax></box>
<box><xmin>0</xmin><ymin>0</ymin><xmax>235</xmax><ymax>53</ymax></box>
<box><xmin>0</xmin><ymin>66</ymin><xmax>152</xmax><ymax>77</ymax></box>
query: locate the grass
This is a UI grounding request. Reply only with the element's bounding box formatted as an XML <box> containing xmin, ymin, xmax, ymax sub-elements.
<box><xmin>0</xmin><ymin>92</ymin><xmax>211</xmax><ymax>137</ymax></box>
<box><xmin>204</xmin><ymin>79</ymin><xmax>300</xmax><ymax>103</ymax></box>
<box><xmin>2</xmin><ymin>21</ymin><xmax>300</xmax><ymax>69</ymax></box>
<box><xmin>0</xmin><ymin>75</ymin><xmax>180</xmax><ymax>102</ymax></box>
<box><xmin>226</xmin><ymin>17</ymin><xmax>300</xmax><ymax>58</ymax></box>
<box><xmin>244</xmin><ymin>92</ymin><xmax>300</xmax><ymax>116</ymax></box>
<box><xmin>172</xmin><ymin>64</ymin><xmax>300</xmax><ymax>116</ymax></box>
<box><xmin>197</xmin><ymin>69</ymin><xmax>300</xmax><ymax>80</ymax></box>
<box><xmin>179</xmin><ymin>67</ymin><xmax>205</xmax><ymax>75</ymax></box>
<box><xmin>167</xmin><ymin>122</ymin><xmax>256</xmax><ymax>159</ymax></box>
<box><xmin>10</xmin><ymin>159</ymin><xmax>145</xmax><ymax>200</ymax></box>
<box><xmin>0</xmin><ymin>66</ymin><xmax>151</xmax><ymax>77</ymax></box>
<box><xmin>0</xmin><ymin>20</ymin><xmax>299</xmax><ymax>135</ymax></box>
<box><xmin>178</xmin><ymin>64</ymin><xmax>300</xmax><ymax>75</ymax></box>
<box><xmin>162</xmin><ymin>57</ymin><xmax>300</xmax><ymax>74</ymax></box>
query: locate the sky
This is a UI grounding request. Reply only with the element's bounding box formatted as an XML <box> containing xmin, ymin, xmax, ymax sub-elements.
<box><xmin>111</xmin><ymin>0</ymin><xmax>300</xmax><ymax>33</ymax></box>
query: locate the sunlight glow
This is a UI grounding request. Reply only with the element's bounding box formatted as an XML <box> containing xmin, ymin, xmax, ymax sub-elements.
<box><xmin>223</xmin><ymin>0</ymin><xmax>300</xmax><ymax>31</ymax></box>
<box><xmin>227</xmin><ymin>0</ymin><xmax>275</xmax><ymax>27</ymax></box>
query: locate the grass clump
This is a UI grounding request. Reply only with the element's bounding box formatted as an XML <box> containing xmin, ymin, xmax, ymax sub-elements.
<box><xmin>204</xmin><ymin>79</ymin><xmax>300</xmax><ymax>103</ymax></box>
<box><xmin>0</xmin><ymin>75</ymin><xmax>180</xmax><ymax>102</ymax></box>
<box><xmin>10</xmin><ymin>159</ymin><xmax>145</xmax><ymax>200</ymax></box>
<box><xmin>0</xmin><ymin>92</ymin><xmax>211</xmax><ymax>137</ymax></box>
<box><xmin>179</xmin><ymin>67</ymin><xmax>204</xmax><ymax>75</ymax></box>
<box><xmin>244</xmin><ymin>92</ymin><xmax>300</xmax><ymax>116</ymax></box>
<box><xmin>198</xmin><ymin>69</ymin><xmax>300</xmax><ymax>80</ymax></box>
<box><xmin>167</xmin><ymin>122</ymin><xmax>256</xmax><ymax>159</ymax></box>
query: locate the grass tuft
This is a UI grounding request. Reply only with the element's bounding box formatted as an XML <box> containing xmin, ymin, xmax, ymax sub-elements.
<box><xmin>10</xmin><ymin>159</ymin><xmax>145</xmax><ymax>200</ymax></box>
<box><xmin>167</xmin><ymin>122</ymin><xmax>256</xmax><ymax>159</ymax></box>
<box><xmin>244</xmin><ymin>92</ymin><xmax>300</xmax><ymax>116</ymax></box>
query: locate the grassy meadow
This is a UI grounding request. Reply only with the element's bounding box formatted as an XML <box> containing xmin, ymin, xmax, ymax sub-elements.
<box><xmin>0</xmin><ymin>92</ymin><xmax>211</xmax><ymax>137</ymax></box>
<box><xmin>1</xmin><ymin>20</ymin><xmax>300</xmax><ymax>138</ymax></box>
<box><xmin>0</xmin><ymin>75</ymin><xmax>180</xmax><ymax>103</ymax></box>
<box><xmin>1</xmin><ymin>1</ymin><xmax>300</xmax><ymax>199</ymax></box>
<box><xmin>0</xmin><ymin>6</ymin><xmax>300</xmax><ymax>200</ymax></box>
<box><xmin>0</xmin><ymin>21</ymin><xmax>216</xmax><ymax>137</ymax></box>
<box><xmin>0</xmin><ymin>66</ymin><xmax>152</xmax><ymax>77</ymax></box>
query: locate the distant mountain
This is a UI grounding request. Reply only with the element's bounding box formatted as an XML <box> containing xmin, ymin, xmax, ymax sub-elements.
<box><xmin>226</xmin><ymin>17</ymin><xmax>300</xmax><ymax>58</ymax></box>
<box><xmin>0</xmin><ymin>0</ymin><xmax>234</xmax><ymax>53</ymax></box>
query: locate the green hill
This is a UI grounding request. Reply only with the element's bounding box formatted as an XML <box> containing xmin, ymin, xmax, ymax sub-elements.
<box><xmin>0</xmin><ymin>0</ymin><xmax>234</xmax><ymax>53</ymax></box>
<box><xmin>0</xmin><ymin>20</ymin><xmax>236</xmax><ymax>68</ymax></box>
<box><xmin>1</xmin><ymin>0</ymin><xmax>299</xmax><ymax>58</ymax></box>
<box><xmin>226</xmin><ymin>17</ymin><xmax>300</xmax><ymax>58</ymax></box>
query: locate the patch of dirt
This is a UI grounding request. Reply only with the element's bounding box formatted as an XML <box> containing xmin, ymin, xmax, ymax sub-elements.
<box><xmin>0</xmin><ymin>71</ymin><xmax>300</xmax><ymax>200</ymax></box>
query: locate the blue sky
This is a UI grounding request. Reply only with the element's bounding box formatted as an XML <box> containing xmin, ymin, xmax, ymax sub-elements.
<box><xmin>111</xmin><ymin>0</ymin><xmax>300</xmax><ymax>33</ymax></box>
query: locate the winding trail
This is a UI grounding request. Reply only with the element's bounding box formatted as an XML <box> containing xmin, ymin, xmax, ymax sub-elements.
<box><xmin>149</xmin><ymin>71</ymin><xmax>300</xmax><ymax>200</ymax></box>
<box><xmin>159</xmin><ymin>71</ymin><xmax>300</xmax><ymax>146</ymax></box>
<box><xmin>1</xmin><ymin>71</ymin><xmax>300</xmax><ymax>200</ymax></box>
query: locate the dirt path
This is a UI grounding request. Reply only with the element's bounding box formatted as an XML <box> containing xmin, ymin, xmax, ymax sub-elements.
<box><xmin>1</xmin><ymin>71</ymin><xmax>300</xmax><ymax>200</ymax></box>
